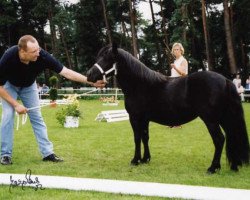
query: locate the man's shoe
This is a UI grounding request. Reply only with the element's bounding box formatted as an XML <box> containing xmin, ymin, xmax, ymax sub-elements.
<box><xmin>43</xmin><ymin>154</ymin><xmax>63</xmax><ymax>162</ymax></box>
<box><xmin>1</xmin><ymin>156</ymin><xmax>13</xmax><ymax>165</ymax></box>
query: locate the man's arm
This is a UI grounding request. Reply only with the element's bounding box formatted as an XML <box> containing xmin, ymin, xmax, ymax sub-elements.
<box><xmin>59</xmin><ymin>67</ymin><xmax>106</xmax><ymax>88</ymax></box>
<box><xmin>0</xmin><ymin>86</ymin><xmax>27</xmax><ymax>114</ymax></box>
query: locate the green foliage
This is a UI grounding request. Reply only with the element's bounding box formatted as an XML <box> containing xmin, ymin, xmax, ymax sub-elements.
<box><xmin>56</xmin><ymin>103</ymin><xmax>82</xmax><ymax>126</ymax></box>
<box><xmin>49</xmin><ymin>88</ymin><xmax>58</xmax><ymax>101</ymax></box>
<box><xmin>0</xmin><ymin>0</ymin><xmax>19</xmax><ymax>53</ymax></box>
<box><xmin>74</xmin><ymin>0</ymin><xmax>104</xmax><ymax>71</ymax></box>
<box><xmin>56</xmin><ymin>95</ymin><xmax>82</xmax><ymax>126</ymax></box>
<box><xmin>48</xmin><ymin>75</ymin><xmax>59</xmax><ymax>100</ymax></box>
<box><xmin>49</xmin><ymin>76</ymin><xmax>59</xmax><ymax>88</ymax></box>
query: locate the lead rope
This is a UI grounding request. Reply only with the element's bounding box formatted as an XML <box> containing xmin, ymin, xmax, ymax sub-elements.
<box><xmin>15</xmin><ymin>88</ymin><xmax>100</xmax><ymax>130</ymax></box>
<box><xmin>16</xmin><ymin>103</ymin><xmax>55</xmax><ymax>131</ymax></box>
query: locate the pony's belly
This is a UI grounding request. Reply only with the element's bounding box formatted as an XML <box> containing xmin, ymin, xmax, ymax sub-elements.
<box><xmin>149</xmin><ymin>112</ymin><xmax>197</xmax><ymax>126</ymax></box>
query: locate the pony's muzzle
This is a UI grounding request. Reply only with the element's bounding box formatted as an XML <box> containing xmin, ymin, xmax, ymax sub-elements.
<box><xmin>86</xmin><ymin>68</ymin><xmax>100</xmax><ymax>82</ymax></box>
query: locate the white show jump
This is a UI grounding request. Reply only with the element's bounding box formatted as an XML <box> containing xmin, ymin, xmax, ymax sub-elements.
<box><xmin>95</xmin><ymin>109</ymin><xmax>129</xmax><ymax>122</ymax></box>
<box><xmin>0</xmin><ymin>173</ymin><xmax>249</xmax><ymax>200</ymax></box>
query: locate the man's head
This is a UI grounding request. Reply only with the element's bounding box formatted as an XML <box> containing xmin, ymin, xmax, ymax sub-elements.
<box><xmin>18</xmin><ymin>35</ymin><xmax>40</xmax><ymax>62</ymax></box>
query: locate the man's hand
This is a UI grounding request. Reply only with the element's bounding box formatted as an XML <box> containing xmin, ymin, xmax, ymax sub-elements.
<box><xmin>92</xmin><ymin>80</ymin><xmax>106</xmax><ymax>88</ymax></box>
<box><xmin>14</xmin><ymin>104</ymin><xmax>27</xmax><ymax>114</ymax></box>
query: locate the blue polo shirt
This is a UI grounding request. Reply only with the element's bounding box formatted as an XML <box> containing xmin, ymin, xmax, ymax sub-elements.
<box><xmin>0</xmin><ymin>45</ymin><xmax>63</xmax><ymax>87</ymax></box>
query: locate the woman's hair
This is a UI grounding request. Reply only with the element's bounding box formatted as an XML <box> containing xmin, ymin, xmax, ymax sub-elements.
<box><xmin>171</xmin><ymin>42</ymin><xmax>185</xmax><ymax>55</ymax></box>
<box><xmin>18</xmin><ymin>35</ymin><xmax>37</xmax><ymax>51</ymax></box>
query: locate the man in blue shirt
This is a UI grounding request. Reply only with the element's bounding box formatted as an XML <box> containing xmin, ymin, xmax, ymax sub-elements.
<box><xmin>0</xmin><ymin>35</ymin><xmax>105</xmax><ymax>165</ymax></box>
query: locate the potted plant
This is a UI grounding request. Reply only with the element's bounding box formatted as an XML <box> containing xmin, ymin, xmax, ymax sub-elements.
<box><xmin>49</xmin><ymin>76</ymin><xmax>59</xmax><ymax>107</ymax></box>
<box><xmin>56</xmin><ymin>94</ymin><xmax>82</xmax><ymax>128</ymax></box>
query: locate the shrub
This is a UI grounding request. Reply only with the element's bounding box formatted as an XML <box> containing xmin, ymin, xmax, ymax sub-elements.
<box><xmin>49</xmin><ymin>88</ymin><xmax>58</xmax><ymax>101</ymax></box>
<box><xmin>56</xmin><ymin>94</ymin><xmax>82</xmax><ymax>126</ymax></box>
<box><xmin>49</xmin><ymin>76</ymin><xmax>59</xmax><ymax>101</ymax></box>
<box><xmin>49</xmin><ymin>76</ymin><xmax>59</xmax><ymax>88</ymax></box>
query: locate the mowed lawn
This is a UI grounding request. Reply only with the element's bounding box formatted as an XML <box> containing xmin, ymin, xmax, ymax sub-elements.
<box><xmin>0</xmin><ymin>100</ymin><xmax>250</xmax><ymax>199</ymax></box>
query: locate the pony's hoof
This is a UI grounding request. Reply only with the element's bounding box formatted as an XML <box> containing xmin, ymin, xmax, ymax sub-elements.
<box><xmin>141</xmin><ymin>157</ymin><xmax>150</xmax><ymax>164</ymax></box>
<box><xmin>207</xmin><ymin>165</ymin><xmax>221</xmax><ymax>174</ymax></box>
<box><xmin>130</xmin><ymin>159</ymin><xmax>140</xmax><ymax>166</ymax></box>
<box><xmin>207</xmin><ymin>169</ymin><xmax>216</xmax><ymax>174</ymax></box>
<box><xmin>230</xmin><ymin>165</ymin><xmax>239</xmax><ymax>172</ymax></box>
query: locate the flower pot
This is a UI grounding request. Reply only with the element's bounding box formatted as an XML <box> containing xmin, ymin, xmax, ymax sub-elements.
<box><xmin>64</xmin><ymin>116</ymin><xmax>79</xmax><ymax>128</ymax></box>
<box><xmin>50</xmin><ymin>100</ymin><xmax>57</xmax><ymax>107</ymax></box>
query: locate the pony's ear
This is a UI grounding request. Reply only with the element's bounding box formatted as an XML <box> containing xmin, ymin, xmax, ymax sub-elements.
<box><xmin>112</xmin><ymin>42</ymin><xmax>118</xmax><ymax>55</ymax></box>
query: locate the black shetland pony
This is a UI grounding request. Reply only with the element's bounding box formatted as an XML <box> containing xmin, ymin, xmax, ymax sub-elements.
<box><xmin>87</xmin><ymin>44</ymin><xmax>249</xmax><ymax>173</ymax></box>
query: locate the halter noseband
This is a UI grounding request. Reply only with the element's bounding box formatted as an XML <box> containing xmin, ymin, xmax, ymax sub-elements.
<box><xmin>94</xmin><ymin>63</ymin><xmax>117</xmax><ymax>82</ymax></box>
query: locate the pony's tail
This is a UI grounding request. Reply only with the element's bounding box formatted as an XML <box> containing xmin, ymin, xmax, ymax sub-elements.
<box><xmin>221</xmin><ymin>80</ymin><xmax>249</xmax><ymax>169</ymax></box>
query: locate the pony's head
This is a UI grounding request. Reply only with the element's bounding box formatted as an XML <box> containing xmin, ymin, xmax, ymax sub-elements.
<box><xmin>87</xmin><ymin>43</ymin><xmax>118</xmax><ymax>82</ymax></box>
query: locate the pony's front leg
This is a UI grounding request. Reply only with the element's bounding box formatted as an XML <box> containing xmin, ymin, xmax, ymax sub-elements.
<box><xmin>129</xmin><ymin>117</ymin><xmax>150</xmax><ymax>165</ymax></box>
<box><xmin>131</xmin><ymin>131</ymin><xmax>142</xmax><ymax>165</ymax></box>
<box><xmin>130</xmin><ymin>117</ymin><xmax>142</xmax><ymax>165</ymax></box>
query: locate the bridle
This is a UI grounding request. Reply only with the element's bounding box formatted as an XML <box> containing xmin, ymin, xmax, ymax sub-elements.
<box><xmin>93</xmin><ymin>63</ymin><xmax>117</xmax><ymax>82</ymax></box>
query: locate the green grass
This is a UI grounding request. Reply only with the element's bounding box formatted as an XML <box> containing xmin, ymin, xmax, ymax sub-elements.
<box><xmin>0</xmin><ymin>100</ymin><xmax>250</xmax><ymax>199</ymax></box>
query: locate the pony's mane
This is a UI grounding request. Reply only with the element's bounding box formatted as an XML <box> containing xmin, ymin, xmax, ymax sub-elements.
<box><xmin>118</xmin><ymin>48</ymin><xmax>168</xmax><ymax>84</ymax></box>
<box><xmin>97</xmin><ymin>45</ymin><xmax>112</xmax><ymax>58</ymax></box>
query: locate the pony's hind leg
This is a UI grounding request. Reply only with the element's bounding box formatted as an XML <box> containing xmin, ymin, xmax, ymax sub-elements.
<box><xmin>141</xmin><ymin>122</ymin><xmax>151</xmax><ymax>163</ymax></box>
<box><xmin>204</xmin><ymin>122</ymin><xmax>225</xmax><ymax>174</ymax></box>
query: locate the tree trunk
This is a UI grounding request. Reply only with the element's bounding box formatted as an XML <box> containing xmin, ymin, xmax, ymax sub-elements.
<box><xmin>128</xmin><ymin>0</ymin><xmax>139</xmax><ymax>58</ymax></box>
<box><xmin>201</xmin><ymin>0</ymin><xmax>213</xmax><ymax>70</ymax></box>
<box><xmin>48</xmin><ymin>7</ymin><xmax>57</xmax><ymax>56</ymax></box>
<box><xmin>240</xmin><ymin>39</ymin><xmax>246</xmax><ymax>69</ymax></box>
<box><xmin>149</xmin><ymin>0</ymin><xmax>163</xmax><ymax>70</ymax></box>
<box><xmin>229</xmin><ymin>1</ymin><xmax>234</xmax><ymax>39</ymax></box>
<box><xmin>223</xmin><ymin>0</ymin><xmax>237</xmax><ymax>74</ymax></box>
<box><xmin>159</xmin><ymin>0</ymin><xmax>168</xmax><ymax>47</ymax></box>
<box><xmin>121</xmin><ymin>20</ymin><xmax>129</xmax><ymax>37</ymax></box>
<box><xmin>118</xmin><ymin>0</ymin><xmax>129</xmax><ymax>39</ymax></box>
<box><xmin>159</xmin><ymin>0</ymin><xmax>174</xmax><ymax>72</ymax></box>
<box><xmin>58</xmin><ymin>26</ymin><xmax>73</xmax><ymax>69</ymax></box>
<box><xmin>101</xmin><ymin>0</ymin><xmax>112</xmax><ymax>44</ymax></box>
<box><xmin>181</xmin><ymin>4</ymin><xmax>187</xmax><ymax>42</ymax></box>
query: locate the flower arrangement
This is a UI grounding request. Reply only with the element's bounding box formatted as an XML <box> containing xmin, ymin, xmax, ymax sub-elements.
<box><xmin>56</xmin><ymin>94</ymin><xmax>82</xmax><ymax>126</ymax></box>
<box><xmin>99</xmin><ymin>96</ymin><xmax>119</xmax><ymax>103</ymax></box>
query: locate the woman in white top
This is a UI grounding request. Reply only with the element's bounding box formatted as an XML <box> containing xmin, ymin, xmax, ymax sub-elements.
<box><xmin>170</xmin><ymin>43</ymin><xmax>188</xmax><ymax>77</ymax></box>
<box><xmin>168</xmin><ymin>43</ymin><xmax>188</xmax><ymax>129</ymax></box>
